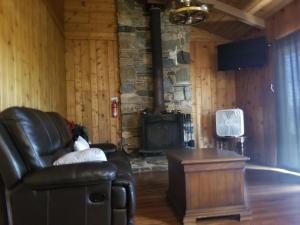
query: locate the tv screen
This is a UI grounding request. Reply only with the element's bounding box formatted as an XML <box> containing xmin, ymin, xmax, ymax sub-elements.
<box><xmin>217</xmin><ymin>37</ymin><xmax>268</xmax><ymax>71</ymax></box>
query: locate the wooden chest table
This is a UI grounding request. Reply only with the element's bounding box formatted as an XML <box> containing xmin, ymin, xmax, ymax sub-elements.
<box><xmin>166</xmin><ymin>149</ymin><xmax>251</xmax><ymax>224</ymax></box>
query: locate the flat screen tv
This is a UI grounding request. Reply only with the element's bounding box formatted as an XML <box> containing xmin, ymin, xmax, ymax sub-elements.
<box><xmin>217</xmin><ymin>37</ymin><xmax>268</xmax><ymax>71</ymax></box>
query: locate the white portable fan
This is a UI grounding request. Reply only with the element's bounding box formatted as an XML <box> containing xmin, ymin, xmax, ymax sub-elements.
<box><xmin>216</xmin><ymin>109</ymin><xmax>244</xmax><ymax>137</ymax></box>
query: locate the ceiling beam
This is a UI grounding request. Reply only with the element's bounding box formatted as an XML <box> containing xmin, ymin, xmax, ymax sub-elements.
<box><xmin>245</xmin><ymin>0</ymin><xmax>273</xmax><ymax>14</ymax></box>
<box><xmin>201</xmin><ymin>0</ymin><xmax>266</xmax><ymax>29</ymax></box>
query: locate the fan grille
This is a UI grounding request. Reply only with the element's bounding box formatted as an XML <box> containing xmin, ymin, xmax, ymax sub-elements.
<box><xmin>216</xmin><ymin>109</ymin><xmax>245</xmax><ymax>137</ymax></box>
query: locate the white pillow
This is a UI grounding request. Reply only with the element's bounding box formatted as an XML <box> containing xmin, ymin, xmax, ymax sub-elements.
<box><xmin>53</xmin><ymin>148</ymin><xmax>107</xmax><ymax>166</ymax></box>
<box><xmin>74</xmin><ymin>136</ymin><xmax>90</xmax><ymax>151</ymax></box>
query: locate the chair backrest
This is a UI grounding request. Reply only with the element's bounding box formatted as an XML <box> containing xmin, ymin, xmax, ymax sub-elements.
<box><xmin>46</xmin><ymin>112</ymin><xmax>73</xmax><ymax>147</ymax></box>
<box><xmin>0</xmin><ymin>123</ymin><xmax>27</xmax><ymax>189</ymax></box>
<box><xmin>0</xmin><ymin>107</ymin><xmax>73</xmax><ymax>173</ymax></box>
<box><xmin>0</xmin><ymin>176</ymin><xmax>8</xmax><ymax>225</ymax></box>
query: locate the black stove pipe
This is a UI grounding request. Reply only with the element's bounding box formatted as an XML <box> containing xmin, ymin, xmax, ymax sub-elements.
<box><xmin>149</xmin><ymin>6</ymin><xmax>165</xmax><ymax>114</ymax></box>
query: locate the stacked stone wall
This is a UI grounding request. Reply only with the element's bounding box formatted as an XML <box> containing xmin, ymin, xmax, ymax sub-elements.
<box><xmin>118</xmin><ymin>0</ymin><xmax>192</xmax><ymax>152</ymax></box>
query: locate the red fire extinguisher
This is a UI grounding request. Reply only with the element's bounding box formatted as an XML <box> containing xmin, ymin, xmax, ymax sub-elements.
<box><xmin>111</xmin><ymin>98</ymin><xmax>118</xmax><ymax>118</ymax></box>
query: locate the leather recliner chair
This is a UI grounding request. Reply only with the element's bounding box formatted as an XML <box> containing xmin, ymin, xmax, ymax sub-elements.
<box><xmin>0</xmin><ymin>107</ymin><xmax>135</xmax><ymax>225</ymax></box>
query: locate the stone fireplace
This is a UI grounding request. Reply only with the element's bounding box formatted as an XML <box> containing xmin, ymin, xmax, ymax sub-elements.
<box><xmin>117</xmin><ymin>0</ymin><xmax>193</xmax><ymax>153</ymax></box>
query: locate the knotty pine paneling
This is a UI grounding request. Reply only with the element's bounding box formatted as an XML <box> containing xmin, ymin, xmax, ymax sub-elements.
<box><xmin>64</xmin><ymin>0</ymin><xmax>117</xmax><ymax>39</ymax></box>
<box><xmin>43</xmin><ymin>0</ymin><xmax>64</xmax><ymax>33</ymax></box>
<box><xmin>65</xmin><ymin>39</ymin><xmax>120</xmax><ymax>144</ymax></box>
<box><xmin>64</xmin><ymin>0</ymin><xmax>120</xmax><ymax>144</ymax></box>
<box><xmin>190</xmin><ymin>29</ymin><xmax>236</xmax><ymax>148</ymax></box>
<box><xmin>0</xmin><ymin>0</ymin><xmax>66</xmax><ymax>116</ymax></box>
<box><xmin>65</xmin><ymin>0</ymin><xmax>120</xmax><ymax>144</ymax></box>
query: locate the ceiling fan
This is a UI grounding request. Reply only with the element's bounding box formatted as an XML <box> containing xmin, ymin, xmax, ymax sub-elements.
<box><xmin>147</xmin><ymin>0</ymin><xmax>266</xmax><ymax>29</ymax></box>
<box><xmin>169</xmin><ymin>0</ymin><xmax>212</xmax><ymax>25</ymax></box>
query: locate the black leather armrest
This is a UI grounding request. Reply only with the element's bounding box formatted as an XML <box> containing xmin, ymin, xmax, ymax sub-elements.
<box><xmin>24</xmin><ymin>162</ymin><xmax>117</xmax><ymax>190</ymax></box>
<box><xmin>90</xmin><ymin>143</ymin><xmax>117</xmax><ymax>154</ymax></box>
<box><xmin>113</xmin><ymin>173</ymin><xmax>136</xmax><ymax>218</ymax></box>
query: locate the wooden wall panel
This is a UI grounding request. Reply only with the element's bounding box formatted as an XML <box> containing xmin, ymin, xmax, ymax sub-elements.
<box><xmin>64</xmin><ymin>0</ymin><xmax>117</xmax><ymax>39</ymax></box>
<box><xmin>235</xmin><ymin>1</ymin><xmax>300</xmax><ymax>166</ymax></box>
<box><xmin>0</xmin><ymin>0</ymin><xmax>66</xmax><ymax>116</ymax></box>
<box><xmin>65</xmin><ymin>39</ymin><xmax>120</xmax><ymax>144</ymax></box>
<box><xmin>236</xmin><ymin>67</ymin><xmax>277</xmax><ymax>165</ymax></box>
<box><xmin>65</xmin><ymin>0</ymin><xmax>120</xmax><ymax>144</ymax></box>
<box><xmin>190</xmin><ymin>29</ymin><xmax>236</xmax><ymax>148</ymax></box>
<box><xmin>43</xmin><ymin>0</ymin><xmax>64</xmax><ymax>33</ymax></box>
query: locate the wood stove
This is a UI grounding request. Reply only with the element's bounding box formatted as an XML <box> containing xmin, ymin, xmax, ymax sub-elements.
<box><xmin>140</xmin><ymin>113</ymin><xmax>185</xmax><ymax>153</ymax></box>
<box><xmin>140</xmin><ymin>4</ymin><xmax>194</xmax><ymax>153</ymax></box>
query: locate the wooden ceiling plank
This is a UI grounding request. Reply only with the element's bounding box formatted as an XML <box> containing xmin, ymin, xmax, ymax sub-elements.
<box><xmin>263</xmin><ymin>0</ymin><xmax>294</xmax><ymax>18</ymax></box>
<box><xmin>201</xmin><ymin>0</ymin><xmax>266</xmax><ymax>29</ymax></box>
